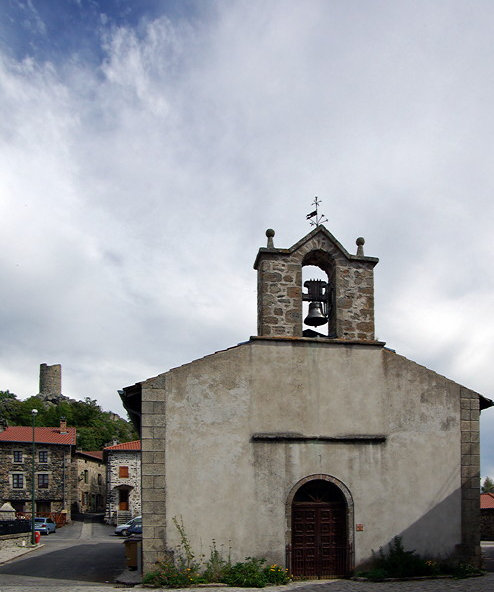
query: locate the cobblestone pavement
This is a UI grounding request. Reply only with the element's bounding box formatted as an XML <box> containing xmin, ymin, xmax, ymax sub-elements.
<box><xmin>153</xmin><ymin>574</ymin><xmax>493</xmax><ymax>592</ymax></box>
<box><xmin>0</xmin><ymin>574</ymin><xmax>492</xmax><ymax>592</ymax></box>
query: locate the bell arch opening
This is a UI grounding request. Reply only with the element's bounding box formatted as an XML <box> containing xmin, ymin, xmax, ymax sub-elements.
<box><xmin>301</xmin><ymin>250</ymin><xmax>336</xmax><ymax>338</ymax></box>
<box><xmin>286</xmin><ymin>475</ymin><xmax>353</xmax><ymax>578</ymax></box>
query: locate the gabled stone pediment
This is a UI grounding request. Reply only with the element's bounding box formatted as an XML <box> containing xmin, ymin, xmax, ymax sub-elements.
<box><xmin>254</xmin><ymin>226</ymin><xmax>379</xmax><ymax>340</ymax></box>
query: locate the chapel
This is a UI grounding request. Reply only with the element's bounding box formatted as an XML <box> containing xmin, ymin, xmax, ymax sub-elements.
<box><xmin>121</xmin><ymin>224</ymin><xmax>492</xmax><ymax>576</ymax></box>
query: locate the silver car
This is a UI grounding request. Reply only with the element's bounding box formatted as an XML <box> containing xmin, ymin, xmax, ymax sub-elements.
<box><xmin>115</xmin><ymin>516</ymin><xmax>141</xmax><ymax>536</ymax></box>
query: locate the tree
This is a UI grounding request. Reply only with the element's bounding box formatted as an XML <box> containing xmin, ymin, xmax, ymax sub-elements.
<box><xmin>0</xmin><ymin>389</ymin><xmax>137</xmax><ymax>449</ymax></box>
<box><xmin>482</xmin><ymin>477</ymin><xmax>494</xmax><ymax>493</ymax></box>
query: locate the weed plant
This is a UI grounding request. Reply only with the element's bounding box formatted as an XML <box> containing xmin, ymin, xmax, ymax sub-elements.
<box><xmin>143</xmin><ymin>517</ymin><xmax>292</xmax><ymax>588</ymax></box>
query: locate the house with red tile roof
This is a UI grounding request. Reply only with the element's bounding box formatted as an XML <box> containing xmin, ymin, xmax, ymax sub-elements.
<box><xmin>0</xmin><ymin>418</ymin><xmax>77</xmax><ymax>520</ymax></box>
<box><xmin>103</xmin><ymin>440</ymin><xmax>141</xmax><ymax>524</ymax></box>
<box><xmin>481</xmin><ymin>493</ymin><xmax>494</xmax><ymax>540</ymax></box>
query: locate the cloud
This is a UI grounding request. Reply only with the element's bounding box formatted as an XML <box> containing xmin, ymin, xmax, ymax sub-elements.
<box><xmin>0</xmin><ymin>0</ymin><xmax>493</xmax><ymax>473</ymax></box>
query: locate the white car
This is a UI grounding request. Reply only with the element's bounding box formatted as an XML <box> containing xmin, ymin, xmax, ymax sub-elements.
<box><xmin>115</xmin><ymin>516</ymin><xmax>141</xmax><ymax>536</ymax></box>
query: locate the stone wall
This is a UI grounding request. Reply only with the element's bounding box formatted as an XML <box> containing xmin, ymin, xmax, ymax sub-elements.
<box><xmin>458</xmin><ymin>387</ymin><xmax>481</xmax><ymax>564</ymax></box>
<box><xmin>74</xmin><ymin>455</ymin><xmax>106</xmax><ymax>513</ymax></box>
<box><xmin>0</xmin><ymin>442</ymin><xmax>72</xmax><ymax>514</ymax></box>
<box><xmin>254</xmin><ymin>227</ymin><xmax>378</xmax><ymax>340</ymax></box>
<box><xmin>39</xmin><ymin>363</ymin><xmax>62</xmax><ymax>395</ymax></box>
<box><xmin>105</xmin><ymin>450</ymin><xmax>141</xmax><ymax>523</ymax></box>
<box><xmin>0</xmin><ymin>533</ymin><xmax>31</xmax><ymax>549</ymax></box>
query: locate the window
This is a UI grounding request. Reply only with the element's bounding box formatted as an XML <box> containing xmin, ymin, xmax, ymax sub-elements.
<box><xmin>98</xmin><ymin>473</ymin><xmax>102</xmax><ymax>485</ymax></box>
<box><xmin>84</xmin><ymin>470</ymin><xmax>88</xmax><ymax>484</ymax></box>
<box><xmin>119</xmin><ymin>466</ymin><xmax>129</xmax><ymax>478</ymax></box>
<box><xmin>13</xmin><ymin>451</ymin><xmax>23</xmax><ymax>463</ymax></box>
<box><xmin>12</xmin><ymin>474</ymin><xmax>24</xmax><ymax>489</ymax></box>
<box><xmin>38</xmin><ymin>474</ymin><xmax>49</xmax><ymax>489</ymax></box>
<box><xmin>38</xmin><ymin>450</ymin><xmax>48</xmax><ymax>463</ymax></box>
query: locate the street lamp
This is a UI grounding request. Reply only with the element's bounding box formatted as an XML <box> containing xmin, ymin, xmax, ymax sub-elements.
<box><xmin>31</xmin><ymin>409</ymin><xmax>38</xmax><ymax>545</ymax></box>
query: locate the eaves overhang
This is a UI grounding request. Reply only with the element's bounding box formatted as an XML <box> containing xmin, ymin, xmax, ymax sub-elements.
<box><xmin>119</xmin><ymin>383</ymin><xmax>142</xmax><ymax>433</ymax></box>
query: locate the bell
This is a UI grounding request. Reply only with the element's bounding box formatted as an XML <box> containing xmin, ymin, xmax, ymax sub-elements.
<box><xmin>304</xmin><ymin>302</ymin><xmax>327</xmax><ymax>327</ymax></box>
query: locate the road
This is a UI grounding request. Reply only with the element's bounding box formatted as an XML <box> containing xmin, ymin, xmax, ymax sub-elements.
<box><xmin>0</xmin><ymin>517</ymin><xmax>127</xmax><ymax>586</ymax></box>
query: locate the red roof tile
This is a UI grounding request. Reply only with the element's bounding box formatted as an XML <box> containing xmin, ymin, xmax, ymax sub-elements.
<box><xmin>104</xmin><ymin>440</ymin><xmax>140</xmax><ymax>451</ymax></box>
<box><xmin>0</xmin><ymin>426</ymin><xmax>76</xmax><ymax>445</ymax></box>
<box><xmin>481</xmin><ymin>492</ymin><xmax>494</xmax><ymax>509</ymax></box>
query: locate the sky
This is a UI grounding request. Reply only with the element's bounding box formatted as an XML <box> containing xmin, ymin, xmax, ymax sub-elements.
<box><xmin>0</xmin><ymin>0</ymin><xmax>493</xmax><ymax>476</ymax></box>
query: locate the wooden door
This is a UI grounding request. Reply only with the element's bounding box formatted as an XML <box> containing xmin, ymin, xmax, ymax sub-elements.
<box><xmin>118</xmin><ymin>489</ymin><xmax>129</xmax><ymax>511</ymax></box>
<box><xmin>291</xmin><ymin>481</ymin><xmax>348</xmax><ymax>577</ymax></box>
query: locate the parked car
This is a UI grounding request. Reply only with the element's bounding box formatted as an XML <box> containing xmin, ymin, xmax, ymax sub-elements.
<box><xmin>33</xmin><ymin>517</ymin><xmax>53</xmax><ymax>535</ymax></box>
<box><xmin>115</xmin><ymin>516</ymin><xmax>141</xmax><ymax>537</ymax></box>
<box><xmin>43</xmin><ymin>517</ymin><xmax>57</xmax><ymax>533</ymax></box>
<box><xmin>127</xmin><ymin>517</ymin><xmax>142</xmax><ymax>536</ymax></box>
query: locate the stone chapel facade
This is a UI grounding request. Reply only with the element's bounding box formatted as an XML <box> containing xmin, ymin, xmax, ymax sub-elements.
<box><xmin>120</xmin><ymin>225</ymin><xmax>492</xmax><ymax>576</ymax></box>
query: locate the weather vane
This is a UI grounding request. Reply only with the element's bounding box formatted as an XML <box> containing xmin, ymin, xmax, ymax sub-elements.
<box><xmin>306</xmin><ymin>196</ymin><xmax>327</xmax><ymax>227</ymax></box>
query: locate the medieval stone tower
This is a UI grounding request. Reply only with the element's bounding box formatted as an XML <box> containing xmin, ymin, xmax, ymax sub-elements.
<box><xmin>254</xmin><ymin>225</ymin><xmax>379</xmax><ymax>340</ymax></box>
<box><xmin>39</xmin><ymin>363</ymin><xmax>62</xmax><ymax>396</ymax></box>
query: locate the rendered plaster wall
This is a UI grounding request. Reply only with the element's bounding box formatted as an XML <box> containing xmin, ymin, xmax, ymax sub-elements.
<box><xmin>140</xmin><ymin>339</ymin><xmax>477</xmax><ymax>573</ymax></box>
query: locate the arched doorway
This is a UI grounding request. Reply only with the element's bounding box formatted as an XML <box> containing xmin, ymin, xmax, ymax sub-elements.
<box><xmin>289</xmin><ymin>477</ymin><xmax>351</xmax><ymax>577</ymax></box>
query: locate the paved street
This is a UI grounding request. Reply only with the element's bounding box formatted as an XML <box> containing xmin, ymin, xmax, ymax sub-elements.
<box><xmin>0</xmin><ymin>526</ymin><xmax>493</xmax><ymax>592</ymax></box>
<box><xmin>0</xmin><ymin>517</ymin><xmax>126</xmax><ymax>587</ymax></box>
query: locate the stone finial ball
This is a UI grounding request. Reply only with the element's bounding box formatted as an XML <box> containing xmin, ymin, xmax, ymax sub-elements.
<box><xmin>266</xmin><ymin>229</ymin><xmax>275</xmax><ymax>238</ymax></box>
<box><xmin>356</xmin><ymin>237</ymin><xmax>365</xmax><ymax>246</ymax></box>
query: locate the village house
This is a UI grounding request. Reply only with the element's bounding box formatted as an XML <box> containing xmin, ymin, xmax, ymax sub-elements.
<box><xmin>120</xmin><ymin>225</ymin><xmax>492</xmax><ymax>576</ymax></box>
<box><xmin>0</xmin><ymin>364</ymin><xmax>108</xmax><ymax>522</ymax></box>
<box><xmin>481</xmin><ymin>492</ymin><xmax>494</xmax><ymax>541</ymax></box>
<box><xmin>72</xmin><ymin>450</ymin><xmax>106</xmax><ymax>515</ymax></box>
<box><xmin>104</xmin><ymin>440</ymin><xmax>141</xmax><ymax>525</ymax></box>
<box><xmin>0</xmin><ymin>418</ymin><xmax>76</xmax><ymax>520</ymax></box>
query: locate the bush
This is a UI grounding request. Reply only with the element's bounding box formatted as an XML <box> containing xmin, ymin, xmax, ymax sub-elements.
<box><xmin>362</xmin><ymin>536</ymin><xmax>439</xmax><ymax>579</ymax></box>
<box><xmin>143</xmin><ymin>518</ymin><xmax>292</xmax><ymax>588</ymax></box>
<box><xmin>143</xmin><ymin>558</ymin><xmax>203</xmax><ymax>588</ymax></box>
<box><xmin>222</xmin><ymin>557</ymin><xmax>269</xmax><ymax>588</ymax></box>
<box><xmin>264</xmin><ymin>563</ymin><xmax>291</xmax><ymax>585</ymax></box>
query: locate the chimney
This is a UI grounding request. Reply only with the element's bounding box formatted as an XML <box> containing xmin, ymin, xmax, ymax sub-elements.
<box><xmin>59</xmin><ymin>417</ymin><xmax>68</xmax><ymax>434</ymax></box>
<box><xmin>39</xmin><ymin>363</ymin><xmax>62</xmax><ymax>396</ymax></box>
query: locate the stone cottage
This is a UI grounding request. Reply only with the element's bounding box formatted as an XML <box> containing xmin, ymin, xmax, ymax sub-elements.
<box><xmin>73</xmin><ymin>450</ymin><xmax>106</xmax><ymax>514</ymax></box>
<box><xmin>104</xmin><ymin>440</ymin><xmax>141</xmax><ymax>525</ymax></box>
<box><xmin>0</xmin><ymin>418</ymin><xmax>77</xmax><ymax>520</ymax></box>
<box><xmin>120</xmin><ymin>225</ymin><xmax>492</xmax><ymax>576</ymax></box>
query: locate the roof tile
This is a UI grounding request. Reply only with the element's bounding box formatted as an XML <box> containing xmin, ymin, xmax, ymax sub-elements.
<box><xmin>0</xmin><ymin>426</ymin><xmax>76</xmax><ymax>445</ymax></box>
<box><xmin>104</xmin><ymin>440</ymin><xmax>140</xmax><ymax>451</ymax></box>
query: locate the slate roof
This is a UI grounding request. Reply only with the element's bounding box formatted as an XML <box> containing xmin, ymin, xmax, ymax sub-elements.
<box><xmin>104</xmin><ymin>440</ymin><xmax>140</xmax><ymax>451</ymax></box>
<box><xmin>0</xmin><ymin>425</ymin><xmax>77</xmax><ymax>445</ymax></box>
<box><xmin>481</xmin><ymin>492</ymin><xmax>494</xmax><ymax>509</ymax></box>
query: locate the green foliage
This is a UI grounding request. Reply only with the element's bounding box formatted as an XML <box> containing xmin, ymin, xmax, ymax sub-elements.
<box><xmin>364</xmin><ymin>568</ymin><xmax>389</xmax><ymax>582</ymax></box>
<box><xmin>450</xmin><ymin>563</ymin><xmax>483</xmax><ymax>579</ymax></box>
<box><xmin>375</xmin><ymin>536</ymin><xmax>434</xmax><ymax>578</ymax></box>
<box><xmin>263</xmin><ymin>563</ymin><xmax>291</xmax><ymax>585</ymax></box>
<box><xmin>143</xmin><ymin>558</ymin><xmax>203</xmax><ymax>588</ymax></box>
<box><xmin>363</xmin><ymin>537</ymin><xmax>439</xmax><ymax>579</ymax></box>
<box><xmin>0</xmin><ymin>390</ymin><xmax>137</xmax><ymax>450</ymax></box>
<box><xmin>358</xmin><ymin>537</ymin><xmax>483</xmax><ymax>581</ymax></box>
<box><xmin>222</xmin><ymin>557</ymin><xmax>269</xmax><ymax>588</ymax></box>
<box><xmin>202</xmin><ymin>540</ymin><xmax>230</xmax><ymax>582</ymax></box>
<box><xmin>482</xmin><ymin>476</ymin><xmax>494</xmax><ymax>493</ymax></box>
<box><xmin>144</xmin><ymin>518</ymin><xmax>292</xmax><ymax>588</ymax></box>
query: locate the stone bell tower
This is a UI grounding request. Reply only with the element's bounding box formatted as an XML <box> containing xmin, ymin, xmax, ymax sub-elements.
<box><xmin>253</xmin><ymin>226</ymin><xmax>379</xmax><ymax>340</ymax></box>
